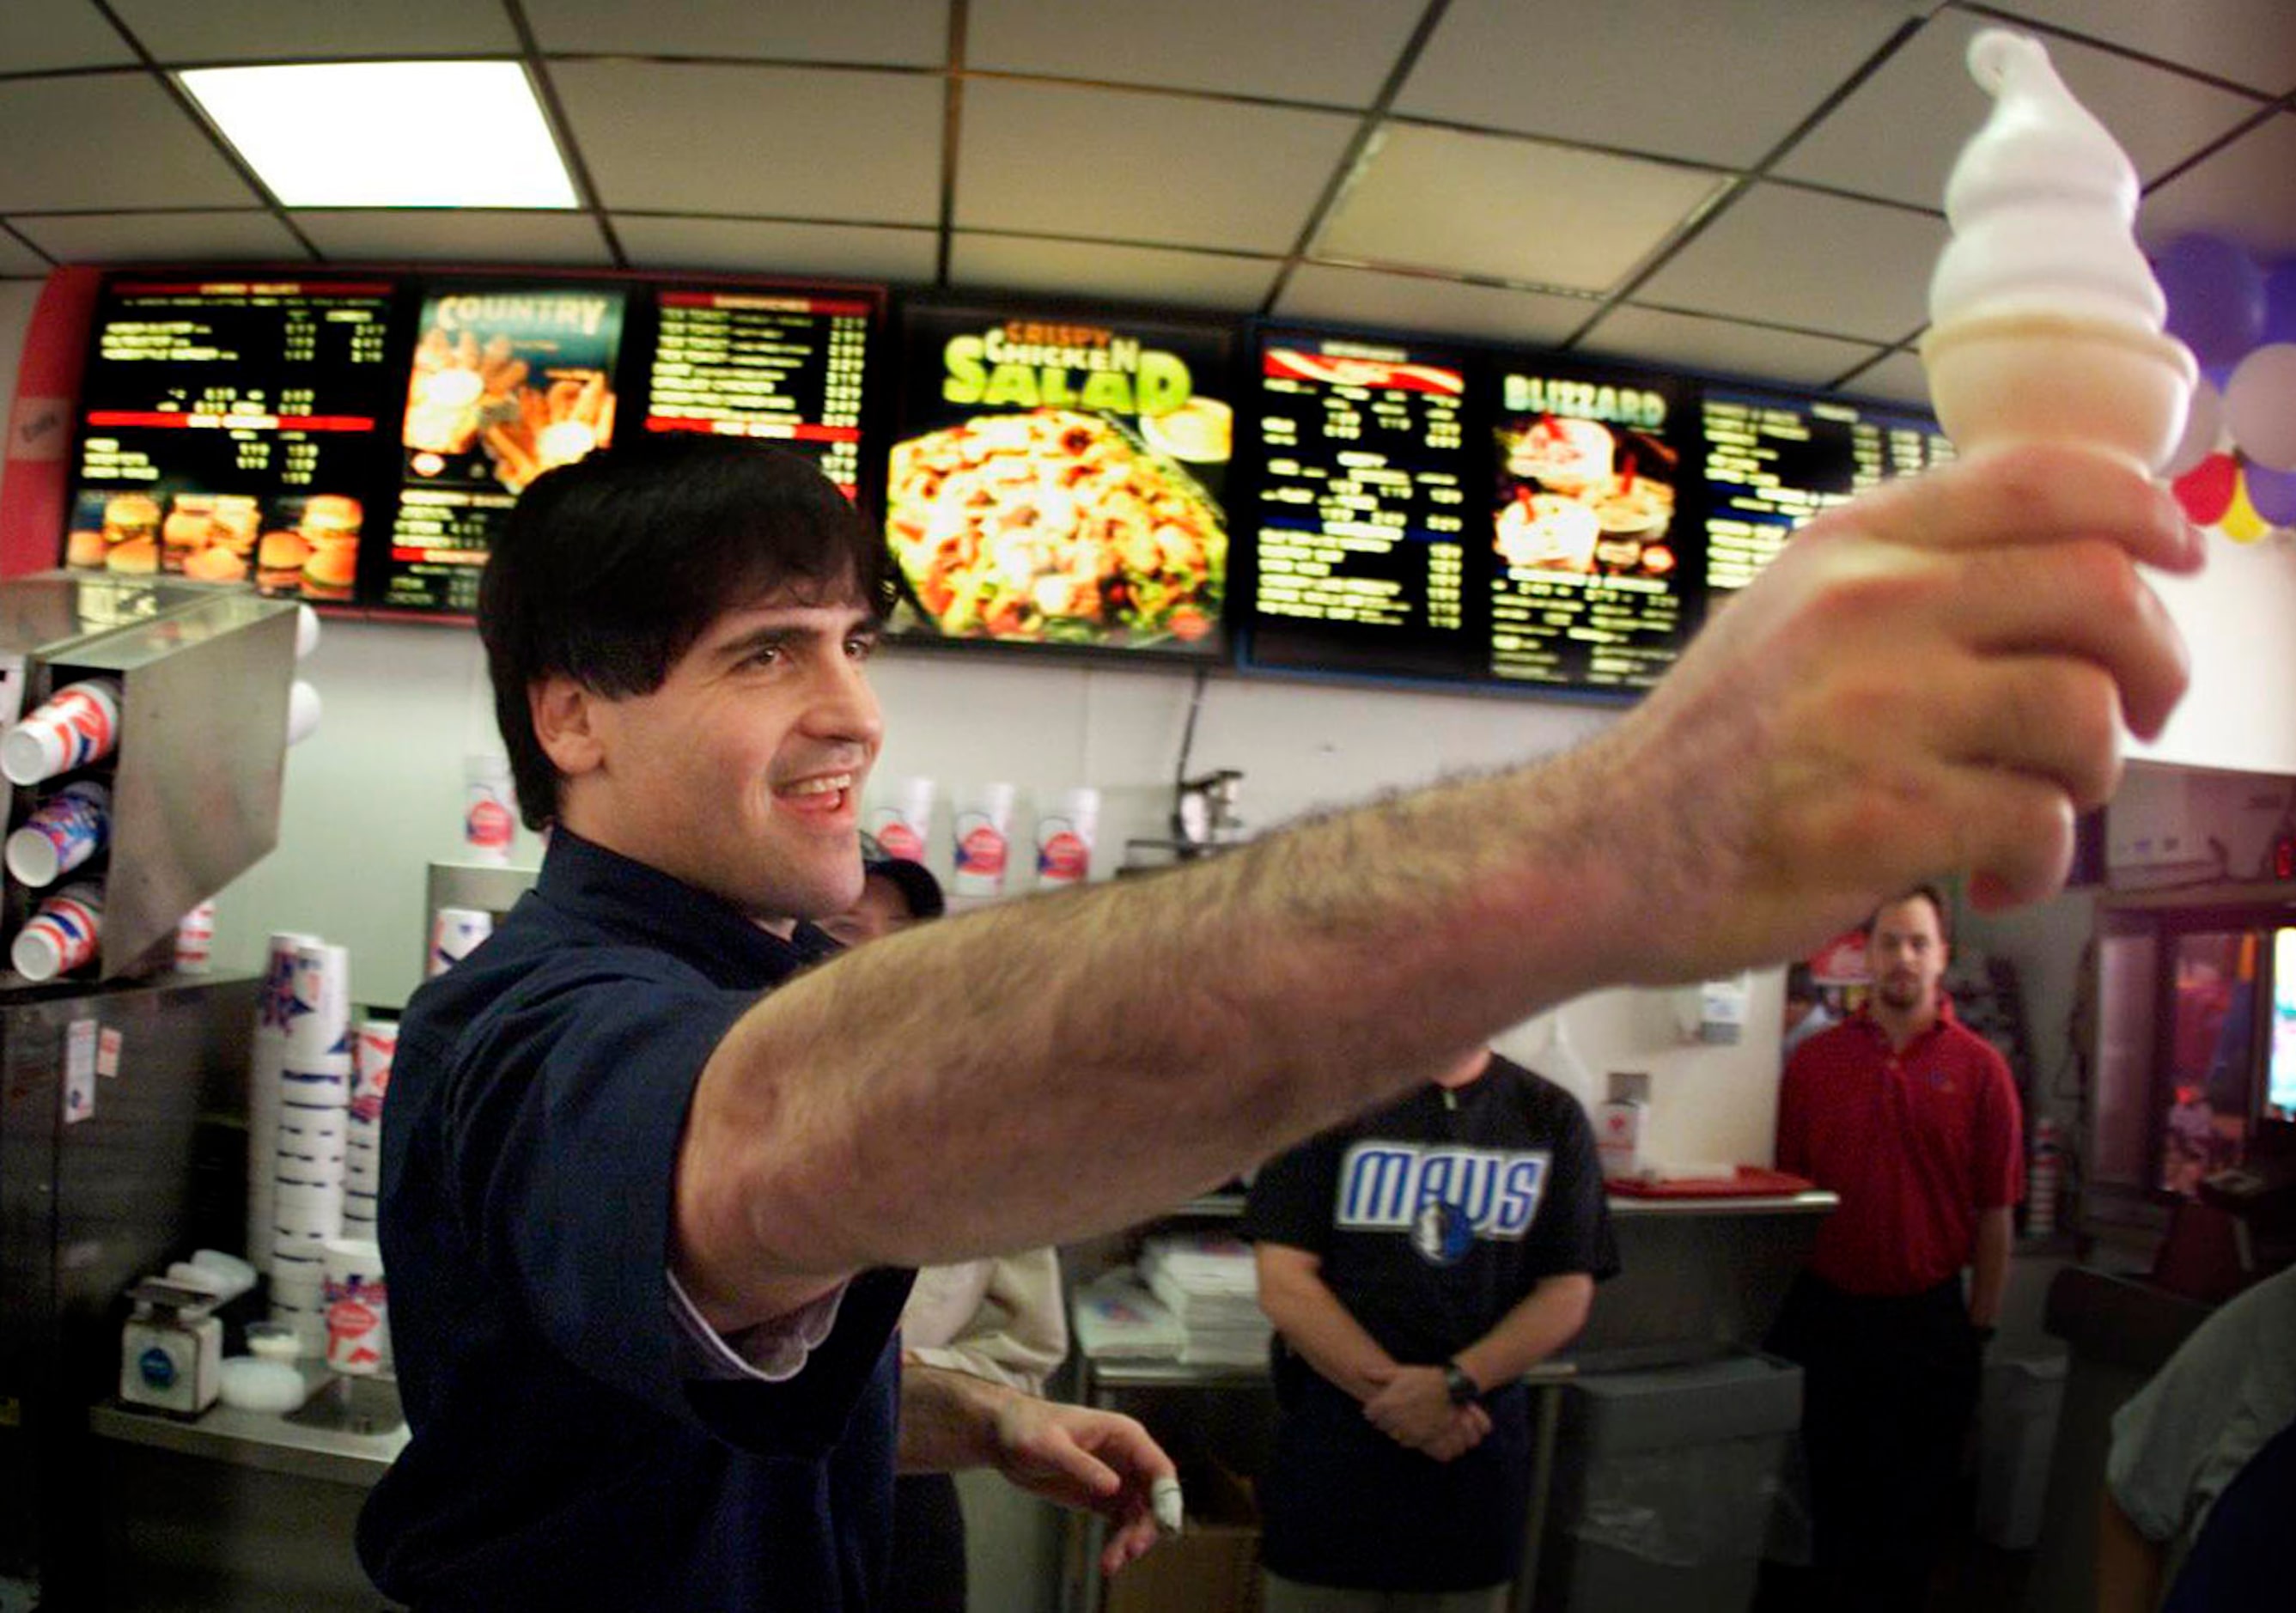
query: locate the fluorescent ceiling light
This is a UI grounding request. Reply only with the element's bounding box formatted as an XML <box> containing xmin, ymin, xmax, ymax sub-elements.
<box><xmin>179</xmin><ymin>62</ymin><xmax>579</xmax><ymax>210</ymax></box>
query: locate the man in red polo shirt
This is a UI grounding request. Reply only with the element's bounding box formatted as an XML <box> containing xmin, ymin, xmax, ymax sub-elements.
<box><xmin>1769</xmin><ymin>884</ymin><xmax>2022</xmax><ymax>1612</ymax></box>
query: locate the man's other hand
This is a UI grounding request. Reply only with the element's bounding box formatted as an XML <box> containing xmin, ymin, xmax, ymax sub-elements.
<box><xmin>989</xmin><ymin>1397</ymin><xmax>1178</xmax><ymax>1574</ymax></box>
<box><xmin>1363</xmin><ymin>1366</ymin><xmax>1491</xmax><ymax>1460</ymax></box>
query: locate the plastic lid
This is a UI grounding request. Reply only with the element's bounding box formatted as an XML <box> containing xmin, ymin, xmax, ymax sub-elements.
<box><xmin>4</xmin><ymin>825</ymin><xmax>58</xmax><ymax>887</ymax></box>
<box><xmin>244</xmin><ymin>1322</ymin><xmax>301</xmax><ymax>1362</ymax></box>
<box><xmin>219</xmin><ymin>1356</ymin><xmax>308</xmax><ymax>1413</ymax></box>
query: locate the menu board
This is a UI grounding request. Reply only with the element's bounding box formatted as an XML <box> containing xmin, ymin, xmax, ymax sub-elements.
<box><xmin>63</xmin><ymin>277</ymin><xmax>405</xmax><ymax>603</ymax></box>
<box><xmin>381</xmin><ymin>283</ymin><xmax>629</xmax><ymax>615</ymax></box>
<box><xmin>1246</xmin><ymin>333</ymin><xmax>1483</xmax><ymax>683</ymax></box>
<box><xmin>883</xmin><ymin>304</ymin><xmax>1233</xmax><ymax>657</ymax></box>
<box><xmin>1488</xmin><ymin>361</ymin><xmax>1701</xmax><ymax>691</ymax></box>
<box><xmin>1702</xmin><ymin>388</ymin><xmax>1955</xmax><ymax>595</ymax></box>
<box><xmin>643</xmin><ymin>289</ymin><xmax>873</xmax><ymax>496</ymax></box>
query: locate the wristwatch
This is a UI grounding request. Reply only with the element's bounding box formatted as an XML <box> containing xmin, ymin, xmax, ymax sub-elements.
<box><xmin>1442</xmin><ymin>1360</ymin><xmax>1480</xmax><ymax>1405</ymax></box>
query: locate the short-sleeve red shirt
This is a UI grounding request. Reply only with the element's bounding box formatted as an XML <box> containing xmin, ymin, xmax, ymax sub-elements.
<box><xmin>1775</xmin><ymin>1000</ymin><xmax>2024</xmax><ymax>1296</ymax></box>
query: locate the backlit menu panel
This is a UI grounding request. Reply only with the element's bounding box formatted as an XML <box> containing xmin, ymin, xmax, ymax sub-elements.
<box><xmin>643</xmin><ymin>290</ymin><xmax>874</xmax><ymax>495</ymax></box>
<box><xmin>64</xmin><ymin>277</ymin><xmax>403</xmax><ymax>602</ymax></box>
<box><xmin>1245</xmin><ymin>333</ymin><xmax>1482</xmax><ymax>684</ymax></box>
<box><xmin>1703</xmin><ymin>389</ymin><xmax>1954</xmax><ymax>594</ymax></box>
<box><xmin>1488</xmin><ymin>362</ymin><xmax>1701</xmax><ymax>691</ymax></box>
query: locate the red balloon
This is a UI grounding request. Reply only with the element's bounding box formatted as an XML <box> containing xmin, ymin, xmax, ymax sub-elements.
<box><xmin>2172</xmin><ymin>453</ymin><xmax>2239</xmax><ymax>527</ymax></box>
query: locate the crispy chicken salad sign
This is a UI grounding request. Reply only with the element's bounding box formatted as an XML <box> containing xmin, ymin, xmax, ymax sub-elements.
<box><xmin>887</xmin><ymin>307</ymin><xmax>1233</xmax><ymax>655</ymax></box>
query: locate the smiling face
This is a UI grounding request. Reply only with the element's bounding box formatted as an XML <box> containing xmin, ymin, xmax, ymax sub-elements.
<box><xmin>539</xmin><ymin>587</ymin><xmax>884</xmax><ymax>927</ymax></box>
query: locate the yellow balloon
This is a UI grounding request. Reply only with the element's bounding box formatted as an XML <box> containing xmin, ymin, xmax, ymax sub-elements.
<box><xmin>2218</xmin><ymin>472</ymin><xmax>2270</xmax><ymax>544</ymax></box>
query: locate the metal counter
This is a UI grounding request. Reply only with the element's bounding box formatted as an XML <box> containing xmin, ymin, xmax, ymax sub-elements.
<box><xmin>89</xmin><ymin>1373</ymin><xmax>405</xmax><ymax>1489</ymax></box>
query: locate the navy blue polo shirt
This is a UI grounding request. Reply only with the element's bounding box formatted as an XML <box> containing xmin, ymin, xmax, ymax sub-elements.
<box><xmin>358</xmin><ymin>830</ymin><xmax>914</xmax><ymax>1611</ymax></box>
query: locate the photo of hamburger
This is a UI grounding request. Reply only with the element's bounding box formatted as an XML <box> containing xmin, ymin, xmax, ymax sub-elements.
<box><xmin>101</xmin><ymin>493</ymin><xmax>160</xmax><ymax>551</ymax></box>
<box><xmin>209</xmin><ymin>495</ymin><xmax>260</xmax><ymax>556</ymax></box>
<box><xmin>183</xmin><ymin>544</ymin><xmax>248</xmax><ymax>584</ymax></box>
<box><xmin>300</xmin><ymin>544</ymin><xmax>356</xmax><ymax>603</ymax></box>
<box><xmin>257</xmin><ymin>529</ymin><xmax>312</xmax><ymax>593</ymax></box>
<box><xmin>106</xmin><ymin>537</ymin><xmax>159</xmax><ymax>575</ymax></box>
<box><xmin>64</xmin><ymin>530</ymin><xmax>106</xmax><ymax>569</ymax></box>
<box><xmin>162</xmin><ymin>494</ymin><xmax>214</xmax><ymax>569</ymax></box>
<box><xmin>298</xmin><ymin>493</ymin><xmax>362</xmax><ymax>549</ymax></box>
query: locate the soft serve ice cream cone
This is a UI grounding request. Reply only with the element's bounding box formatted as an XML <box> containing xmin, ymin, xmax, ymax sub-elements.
<box><xmin>1921</xmin><ymin>30</ymin><xmax>2195</xmax><ymax>472</ymax></box>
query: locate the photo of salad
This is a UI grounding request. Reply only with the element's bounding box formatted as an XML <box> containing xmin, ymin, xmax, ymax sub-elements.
<box><xmin>884</xmin><ymin>409</ymin><xmax>1226</xmax><ymax>648</ymax></box>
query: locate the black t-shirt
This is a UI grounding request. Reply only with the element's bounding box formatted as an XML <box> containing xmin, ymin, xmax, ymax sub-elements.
<box><xmin>1241</xmin><ymin>1052</ymin><xmax>1618</xmax><ymax>1364</ymax></box>
<box><xmin>1239</xmin><ymin>1054</ymin><xmax>1617</xmax><ymax>1592</ymax></box>
<box><xmin>358</xmin><ymin>831</ymin><xmax>914</xmax><ymax>1612</ymax></box>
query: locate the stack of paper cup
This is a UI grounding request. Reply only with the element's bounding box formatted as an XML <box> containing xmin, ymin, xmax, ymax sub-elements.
<box><xmin>322</xmin><ymin>1238</ymin><xmax>390</xmax><ymax>1375</ymax></box>
<box><xmin>952</xmin><ymin>782</ymin><xmax>1018</xmax><ymax>898</ymax></box>
<box><xmin>464</xmin><ymin>753</ymin><xmax>516</xmax><ymax>865</ymax></box>
<box><xmin>345</xmin><ymin>1020</ymin><xmax>395</xmax><ymax>1233</ymax></box>
<box><xmin>5</xmin><ymin>780</ymin><xmax>109</xmax><ymax>886</ymax></box>
<box><xmin>174</xmin><ymin>901</ymin><xmax>216</xmax><ymax>973</ymax></box>
<box><xmin>1034</xmin><ymin>788</ymin><xmax>1100</xmax><ymax>888</ymax></box>
<box><xmin>428</xmin><ymin>906</ymin><xmax>493</xmax><ymax>977</ymax></box>
<box><xmin>866</xmin><ymin>776</ymin><xmax>935</xmax><ymax>864</ymax></box>
<box><xmin>270</xmin><ymin>940</ymin><xmax>351</xmax><ymax>1354</ymax></box>
<box><xmin>0</xmin><ymin>677</ymin><xmax>121</xmax><ymax>787</ymax></box>
<box><xmin>10</xmin><ymin>882</ymin><xmax>102</xmax><ymax>982</ymax></box>
<box><xmin>247</xmin><ymin>930</ymin><xmax>315</xmax><ymax>1271</ymax></box>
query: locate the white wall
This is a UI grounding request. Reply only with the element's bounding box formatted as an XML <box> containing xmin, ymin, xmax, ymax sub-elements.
<box><xmin>2132</xmin><ymin>531</ymin><xmax>2296</xmax><ymax>776</ymax></box>
<box><xmin>210</xmin><ymin>618</ymin><xmax>1791</xmax><ymax>1165</ymax></box>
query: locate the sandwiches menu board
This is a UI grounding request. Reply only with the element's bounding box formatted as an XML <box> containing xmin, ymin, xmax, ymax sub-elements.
<box><xmin>1702</xmin><ymin>387</ymin><xmax>1954</xmax><ymax>596</ymax></box>
<box><xmin>643</xmin><ymin>289</ymin><xmax>873</xmax><ymax>496</ymax></box>
<box><xmin>1242</xmin><ymin>331</ymin><xmax>1700</xmax><ymax>697</ymax></box>
<box><xmin>383</xmin><ymin>283</ymin><xmax>628</xmax><ymax>615</ymax></box>
<box><xmin>59</xmin><ymin>269</ymin><xmax>889</xmax><ymax>618</ymax></box>
<box><xmin>883</xmin><ymin>303</ymin><xmax>1233</xmax><ymax>657</ymax></box>
<box><xmin>1488</xmin><ymin>362</ymin><xmax>1698</xmax><ymax>691</ymax></box>
<box><xmin>63</xmin><ymin>277</ymin><xmax>404</xmax><ymax>601</ymax></box>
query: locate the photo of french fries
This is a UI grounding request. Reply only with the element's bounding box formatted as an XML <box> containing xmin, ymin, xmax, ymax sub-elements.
<box><xmin>401</xmin><ymin>324</ymin><xmax>617</xmax><ymax>494</ymax></box>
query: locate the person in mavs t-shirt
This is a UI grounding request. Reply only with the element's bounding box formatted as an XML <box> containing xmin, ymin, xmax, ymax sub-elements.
<box><xmin>1242</xmin><ymin>1047</ymin><xmax>1618</xmax><ymax>1612</ymax></box>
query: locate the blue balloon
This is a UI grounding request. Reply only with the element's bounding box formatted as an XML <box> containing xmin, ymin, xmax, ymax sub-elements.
<box><xmin>2263</xmin><ymin>262</ymin><xmax>2296</xmax><ymax>348</ymax></box>
<box><xmin>2155</xmin><ymin>234</ymin><xmax>2267</xmax><ymax>368</ymax></box>
<box><xmin>2243</xmin><ymin>460</ymin><xmax>2296</xmax><ymax>527</ymax></box>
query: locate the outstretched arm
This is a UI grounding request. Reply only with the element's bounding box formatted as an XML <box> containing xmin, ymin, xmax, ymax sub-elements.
<box><xmin>675</xmin><ymin>443</ymin><xmax>2198</xmax><ymax>1328</ymax></box>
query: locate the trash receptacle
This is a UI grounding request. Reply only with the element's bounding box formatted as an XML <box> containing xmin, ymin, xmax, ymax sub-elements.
<box><xmin>1532</xmin><ymin>1353</ymin><xmax>1803</xmax><ymax>1613</ymax></box>
<box><xmin>1976</xmin><ymin>1352</ymin><xmax>2067</xmax><ymax>1550</ymax></box>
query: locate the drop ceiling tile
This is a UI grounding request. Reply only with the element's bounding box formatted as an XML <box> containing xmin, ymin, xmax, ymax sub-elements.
<box><xmin>0</xmin><ymin>229</ymin><xmax>50</xmax><ymax>277</ymax></box>
<box><xmin>957</xmin><ymin>79</ymin><xmax>1355</xmax><ymax>254</ymax></box>
<box><xmin>1775</xmin><ymin>12</ymin><xmax>2263</xmax><ymax>210</ymax></box>
<box><xmin>1580</xmin><ymin>305</ymin><xmax>1885</xmax><ymax>390</ymax></box>
<box><xmin>1317</xmin><ymin>124</ymin><xmax>1727</xmax><ymax>294</ymax></box>
<box><xmin>1833</xmin><ymin>349</ymin><xmax>1934</xmax><ymax>409</ymax></box>
<box><xmin>107</xmin><ymin>0</ymin><xmax>517</xmax><ymax>60</ymax></box>
<box><xmin>948</xmin><ymin>234</ymin><xmax>1279</xmax><ymax>312</ymax></box>
<box><xmin>552</xmin><ymin>62</ymin><xmax>944</xmax><ymax>225</ymax></box>
<box><xmin>1397</xmin><ymin>0</ymin><xmax>1915</xmax><ymax>168</ymax></box>
<box><xmin>1983</xmin><ymin>0</ymin><xmax>2296</xmax><ymax>96</ymax></box>
<box><xmin>15</xmin><ymin>210</ymin><xmax>308</xmax><ymax>264</ymax></box>
<box><xmin>1635</xmin><ymin>184</ymin><xmax>1946</xmax><ymax>342</ymax></box>
<box><xmin>1273</xmin><ymin>263</ymin><xmax>1593</xmax><ymax>347</ymax></box>
<box><xmin>292</xmin><ymin>210</ymin><xmax>614</xmax><ymax>266</ymax></box>
<box><xmin>0</xmin><ymin>0</ymin><xmax>133</xmax><ymax>72</ymax></box>
<box><xmin>2139</xmin><ymin>112</ymin><xmax>2296</xmax><ymax>258</ymax></box>
<box><xmin>614</xmin><ymin>216</ymin><xmax>937</xmax><ymax>283</ymax></box>
<box><xmin>524</xmin><ymin>0</ymin><xmax>947</xmax><ymax>66</ymax></box>
<box><xmin>968</xmin><ymin>0</ymin><xmax>1421</xmax><ymax>107</ymax></box>
<box><xmin>0</xmin><ymin>75</ymin><xmax>257</xmax><ymax>212</ymax></box>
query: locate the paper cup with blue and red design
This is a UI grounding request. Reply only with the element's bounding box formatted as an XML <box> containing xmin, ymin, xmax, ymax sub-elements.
<box><xmin>464</xmin><ymin>752</ymin><xmax>516</xmax><ymax>865</ymax></box>
<box><xmin>1034</xmin><ymin>788</ymin><xmax>1100</xmax><ymax>888</ymax></box>
<box><xmin>952</xmin><ymin>782</ymin><xmax>1017</xmax><ymax>898</ymax></box>
<box><xmin>428</xmin><ymin>906</ymin><xmax>493</xmax><ymax>977</ymax></box>
<box><xmin>11</xmin><ymin>881</ymin><xmax>102</xmax><ymax>982</ymax></box>
<box><xmin>5</xmin><ymin>780</ymin><xmax>109</xmax><ymax>887</ymax></box>
<box><xmin>866</xmin><ymin>776</ymin><xmax>935</xmax><ymax>865</ymax></box>
<box><xmin>0</xmin><ymin>678</ymin><xmax>121</xmax><ymax>787</ymax></box>
<box><xmin>322</xmin><ymin>1238</ymin><xmax>390</xmax><ymax>1375</ymax></box>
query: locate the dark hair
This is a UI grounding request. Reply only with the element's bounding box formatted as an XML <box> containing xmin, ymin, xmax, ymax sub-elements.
<box><xmin>1864</xmin><ymin>882</ymin><xmax>1951</xmax><ymax>943</ymax></box>
<box><xmin>478</xmin><ymin>435</ymin><xmax>896</xmax><ymax>828</ymax></box>
<box><xmin>1785</xmin><ymin>961</ymin><xmax>1818</xmax><ymax>1002</ymax></box>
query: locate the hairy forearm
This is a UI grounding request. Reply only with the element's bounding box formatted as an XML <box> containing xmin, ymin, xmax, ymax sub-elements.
<box><xmin>1453</xmin><ymin>1275</ymin><xmax>1594</xmax><ymax>1392</ymax></box>
<box><xmin>1257</xmin><ymin>1260</ymin><xmax>1397</xmax><ymax>1403</ymax></box>
<box><xmin>2094</xmin><ymin>1486</ymin><xmax>2163</xmax><ymax>1613</ymax></box>
<box><xmin>1970</xmin><ymin>1205</ymin><xmax>2013</xmax><ymax>1328</ymax></box>
<box><xmin>896</xmin><ymin>1362</ymin><xmax>1015</xmax><ymax>1475</ymax></box>
<box><xmin>680</xmin><ymin>744</ymin><xmax>1654</xmax><ymax>1316</ymax></box>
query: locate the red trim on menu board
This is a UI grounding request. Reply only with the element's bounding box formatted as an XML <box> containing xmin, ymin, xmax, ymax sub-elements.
<box><xmin>111</xmin><ymin>280</ymin><xmax>396</xmax><ymax>298</ymax></box>
<box><xmin>1262</xmin><ymin>348</ymin><xmax>1465</xmax><ymax>396</ymax></box>
<box><xmin>82</xmin><ymin>410</ymin><xmax>377</xmax><ymax>433</ymax></box>
<box><xmin>643</xmin><ymin>417</ymin><xmax>862</xmax><ymax>443</ymax></box>
<box><xmin>657</xmin><ymin>291</ymin><xmax>874</xmax><ymax>318</ymax></box>
<box><xmin>0</xmin><ymin>267</ymin><xmax>102</xmax><ymax>579</ymax></box>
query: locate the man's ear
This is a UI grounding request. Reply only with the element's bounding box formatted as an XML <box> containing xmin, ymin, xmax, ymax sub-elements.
<box><xmin>530</xmin><ymin>675</ymin><xmax>606</xmax><ymax>779</ymax></box>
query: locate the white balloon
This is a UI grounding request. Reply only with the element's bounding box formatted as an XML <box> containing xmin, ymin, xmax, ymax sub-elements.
<box><xmin>2161</xmin><ymin>375</ymin><xmax>2225</xmax><ymax>479</ymax></box>
<box><xmin>2224</xmin><ymin>343</ymin><xmax>2296</xmax><ymax>472</ymax></box>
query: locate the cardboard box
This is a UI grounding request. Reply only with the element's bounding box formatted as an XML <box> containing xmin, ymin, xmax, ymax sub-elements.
<box><xmin>1100</xmin><ymin>1461</ymin><xmax>1262</xmax><ymax>1613</ymax></box>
